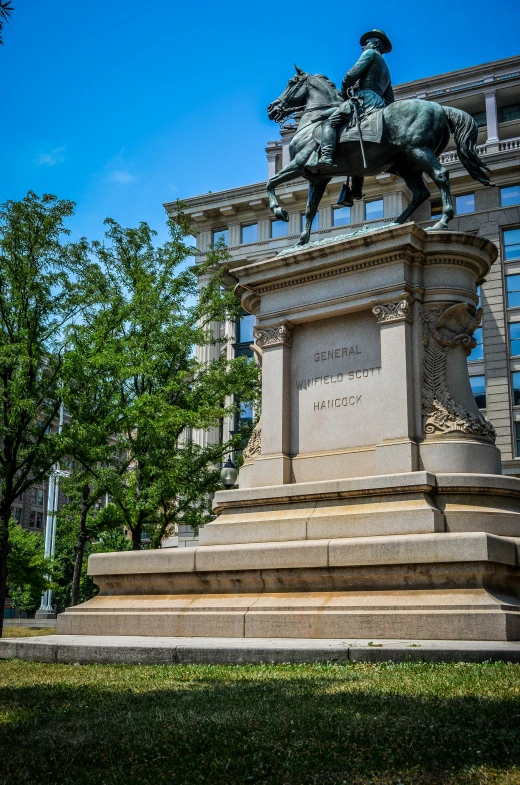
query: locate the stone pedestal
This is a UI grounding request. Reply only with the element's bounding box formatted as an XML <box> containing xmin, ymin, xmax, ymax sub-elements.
<box><xmin>58</xmin><ymin>224</ymin><xmax>520</xmax><ymax>641</ymax></box>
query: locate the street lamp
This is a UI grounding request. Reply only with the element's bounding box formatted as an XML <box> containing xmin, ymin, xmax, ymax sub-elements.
<box><xmin>220</xmin><ymin>457</ymin><xmax>238</xmax><ymax>489</ymax></box>
<box><xmin>36</xmin><ymin>402</ymin><xmax>70</xmax><ymax>619</ymax></box>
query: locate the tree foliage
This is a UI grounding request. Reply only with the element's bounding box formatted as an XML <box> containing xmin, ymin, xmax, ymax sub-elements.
<box><xmin>0</xmin><ymin>1</ymin><xmax>13</xmax><ymax>46</ymax></box>
<box><xmin>66</xmin><ymin>210</ymin><xmax>260</xmax><ymax>550</ymax></box>
<box><xmin>0</xmin><ymin>192</ymin><xmax>98</xmax><ymax>633</ymax></box>
<box><xmin>7</xmin><ymin>518</ymin><xmax>50</xmax><ymax>612</ymax></box>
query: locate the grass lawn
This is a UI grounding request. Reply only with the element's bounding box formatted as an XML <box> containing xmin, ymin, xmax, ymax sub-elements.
<box><xmin>2</xmin><ymin>625</ymin><xmax>56</xmax><ymax>638</ymax></box>
<box><xmin>0</xmin><ymin>658</ymin><xmax>519</xmax><ymax>784</ymax></box>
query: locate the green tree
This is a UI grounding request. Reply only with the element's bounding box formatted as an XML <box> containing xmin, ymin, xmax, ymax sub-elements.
<box><xmin>7</xmin><ymin>518</ymin><xmax>51</xmax><ymax>613</ymax></box>
<box><xmin>0</xmin><ymin>1</ymin><xmax>13</xmax><ymax>46</ymax></box>
<box><xmin>59</xmin><ymin>315</ymin><xmax>124</xmax><ymax>606</ymax></box>
<box><xmin>52</xmin><ymin>516</ymin><xmax>129</xmax><ymax>608</ymax></box>
<box><xmin>80</xmin><ymin>210</ymin><xmax>260</xmax><ymax>549</ymax></box>
<box><xmin>0</xmin><ymin>192</ymin><xmax>97</xmax><ymax>635</ymax></box>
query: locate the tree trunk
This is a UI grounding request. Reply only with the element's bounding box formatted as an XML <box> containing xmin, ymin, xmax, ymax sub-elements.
<box><xmin>70</xmin><ymin>484</ymin><xmax>90</xmax><ymax>607</ymax></box>
<box><xmin>0</xmin><ymin>507</ymin><xmax>11</xmax><ymax>638</ymax></box>
<box><xmin>131</xmin><ymin>524</ymin><xmax>142</xmax><ymax>550</ymax></box>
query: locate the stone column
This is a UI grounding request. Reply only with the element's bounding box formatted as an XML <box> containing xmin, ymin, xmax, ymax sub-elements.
<box><xmin>251</xmin><ymin>322</ymin><xmax>293</xmax><ymax>485</ymax></box>
<box><xmin>228</xmin><ymin>223</ymin><xmax>240</xmax><ymax>248</ymax></box>
<box><xmin>372</xmin><ymin>300</ymin><xmax>418</xmax><ymax>473</ymax></box>
<box><xmin>383</xmin><ymin>192</ymin><xmax>409</xmax><ymax>220</ymax></box>
<box><xmin>318</xmin><ymin>205</ymin><xmax>332</xmax><ymax>231</ymax></box>
<box><xmin>351</xmin><ymin>200</ymin><xmax>364</xmax><ymax>224</ymax></box>
<box><xmin>484</xmin><ymin>90</ymin><xmax>499</xmax><ymax>150</ymax></box>
<box><xmin>258</xmin><ymin>219</ymin><xmax>271</xmax><ymax>241</ymax></box>
<box><xmin>288</xmin><ymin>211</ymin><xmax>300</xmax><ymax>237</ymax></box>
<box><xmin>192</xmin><ymin>274</ymin><xmax>221</xmax><ymax>449</ymax></box>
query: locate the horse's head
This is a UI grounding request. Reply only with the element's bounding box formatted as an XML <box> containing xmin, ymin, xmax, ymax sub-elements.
<box><xmin>267</xmin><ymin>67</ymin><xmax>342</xmax><ymax>124</ymax></box>
<box><xmin>267</xmin><ymin>64</ymin><xmax>309</xmax><ymax>124</ymax></box>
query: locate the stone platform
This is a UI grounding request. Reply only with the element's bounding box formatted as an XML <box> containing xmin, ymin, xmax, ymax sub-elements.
<box><xmin>55</xmin><ymin>225</ymin><xmax>520</xmax><ymax>644</ymax></box>
<box><xmin>1</xmin><ymin>634</ymin><xmax>520</xmax><ymax>665</ymax></box>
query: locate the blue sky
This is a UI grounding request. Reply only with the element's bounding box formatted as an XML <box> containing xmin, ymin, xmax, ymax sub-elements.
<box><xmin>1</xmin><ymin>0</ymin><xmax>519</xmax><ymax>245</ymax></box>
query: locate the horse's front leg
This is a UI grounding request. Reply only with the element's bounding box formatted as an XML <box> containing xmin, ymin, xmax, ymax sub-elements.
<box><xmin>298</xmin><ymin>177</ymin><xmax>330</xmax><ymax>246</ymax></box>
<box><xmin>266</xmin><ymin>146</ymin><xmax>316</xmax><ymax>221</ymax></box>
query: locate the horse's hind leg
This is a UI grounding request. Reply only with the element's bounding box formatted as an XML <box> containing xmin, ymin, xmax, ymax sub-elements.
<box><xmin>406</xmin><ymin>148</ymin><xmax>454</xmax><ymax>230</ymax></box>
<box><xmin>392</xmin><ymin>169</ymin><xmax>430</xmax><ymax>224</ymax></box>
<box><xmin>298</xmin><ymin>177</ymin><xmax>329</xmax><ymax>246</ymax></box>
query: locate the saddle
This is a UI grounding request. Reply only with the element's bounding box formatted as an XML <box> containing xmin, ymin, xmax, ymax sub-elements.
<box><xmin>313</xmin><ymin>107</ymin><xmax>384</xmax><ymax>145</ymax></box>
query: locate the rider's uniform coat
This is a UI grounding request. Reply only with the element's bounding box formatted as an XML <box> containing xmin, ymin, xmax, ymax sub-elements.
<box><xmin>334</xmin><ymin>48</ymin><xmax>395</xmax><ymax>122</ymax></box>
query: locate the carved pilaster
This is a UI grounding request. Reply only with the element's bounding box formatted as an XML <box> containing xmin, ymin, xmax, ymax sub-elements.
<box><xmin>372</xmin><ymin>299</ymin><xmax>412</xmax><ymax>324</ymax></box>
<box><xmin>253</xmin><ymin>322</ymin><xmax>293</xmax><ymax>348</ymax></box>
<box><xmin>242</xmin><ymin>336</ymin><xmax>263</xmax><ymax>461</ymax></box>
<box><xmin>421</xmin><ymin>303</ymin><xmax>495</xmax><ymax>443</ymax></box>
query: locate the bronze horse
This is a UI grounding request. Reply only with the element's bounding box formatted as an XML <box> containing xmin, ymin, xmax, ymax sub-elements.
<box><xmin>266</xmin><ymin>68</ymin><xmax>493</xmax><ymax>246</ymax></box>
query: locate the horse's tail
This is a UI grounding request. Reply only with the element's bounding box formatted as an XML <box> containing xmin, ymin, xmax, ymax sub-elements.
<box><xmin>443</xmin><ymin>106</ymin><xmax>494</xmax><ymax>186</ymax></box>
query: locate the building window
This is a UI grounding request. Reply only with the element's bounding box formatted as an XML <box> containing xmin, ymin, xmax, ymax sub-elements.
<box><xmin>468</xmin><ymin>327</ymin><xmax>484</xmax><ymax>362</ymax></box>
<box><xmin>237</xmin><ymin>313</ymin><xmax>255</xmax><ymax>345</ymax></box>
<box><xmin>241</xmin><ymin>224</ymin><xmax>258</xmax><ymax>244</ymax></box>
<box><xmin>513</xmin><ymin>372</ymin><xmax>520</xmax><ymax>406</ymax></box>
<box><xmin>17</xmin><ymin>492</ymin><xmax>24</xmax><ymax>503</ymax></box>
<box><xmin>470</xmin><ymin>111</ymin><xmax>486</xmax><ymax>128</ymax></box>
<box><xmin>333</xmin><ymin>206</ymin><xmax>351</xmax><ymax>227</ymax></box>
<box><xmin>430</xmin><ymin>201</ymin><xmax>443</xmax><ymax>218</ymax></box>
<box><xmin>32</xmin><ymin>488</ymin><xmax>44</xmax><ymax>506</ymax></box>
<box><xmin>29</xmin><ymin>511</ymin><xmax>43</xmax><ymax>529</ymax></box>
<box><xmin>510</xmin><ymin>323</ymin><xmax>520</xmax><ymax>356</ymax></box>
<box><xmin>470</xmin><ymin>375</ymin><xmax>486</xmax><ymax>409</ymax></box>
<box><xmin>455</xmin><ymin>193</ymin><xmax>475</xmax><ymax>215</ymax></box>
<box><xmin>504</xmin><ymin>229</ymin><xmax>520</xmax><ymax>262</ymax></box>
<box><xmin>212</xmin><ymin>228</ymin><xmax>228</xmax><ymax>245</ymax></box>
<box><xmin>301</xmin><ymin>213</ymin><xmax>319</xmax><ymax>232</ymax></box>
<box><xmin>501</xmin><ymin>185</ymin><xmax>520</xmax><ymax>207</ymax></box>
<box><xmin>507</xmin><ymin>274</ymin><xmax>520</xmax><ymax>307</ymax></box>
<box><xmin>366</xmin><ymin>199</ymin><xmax>384</xmax><ymax>221</ymax></box>
<box><xmin>10</xmin><ymin>507</ymin><xmax>22</xmax><ymax>524</ymax></box>
<box><xmin>515</xmin><ymin>423</ymin><xmax>520</xmax><ymax>457</ymax></box>
<box><xmin>237</xmin><ymin>401</ymin><xmax>253</xmax><ymax>430</ymax></box>
<box><xmin>499</xmin><ymin>103</ymin><xmax>520</xmax><ymax>123</ymax></box>
<box><xmin>271</xmin><ymin>220</ymin><xmax>288</xmax><ymax>238</ymax></box>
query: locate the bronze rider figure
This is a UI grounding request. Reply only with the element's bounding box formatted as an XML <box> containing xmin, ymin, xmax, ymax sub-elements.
<box><xmin>317</xmin><ymin>29</ymin><xmax>394</xmax><ymax>206</ymax></box>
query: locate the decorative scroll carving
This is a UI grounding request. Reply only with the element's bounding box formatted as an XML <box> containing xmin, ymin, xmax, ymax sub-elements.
<box><xmin>421</xmin><ymin>303</ymin><xmax>495</xmax><ymax>443</ymax></box>
<box><xmin>243</xmin><ymin>420</ymin><xmax>261</xmax><ymax>460</ymax></box>
<box><xmin>242</xmin><ymin>340</ymin><xmax>263</xmax><ymax>461</ymax></box>
<box><xmin>372</xmin><ymin>299</ymin><xmax>412</xmax><ymax>324</ymax></box>
<box><xmin>253</xmin><ymin>322</ymin><xmax>293</xmax><ymax>348</ymax></box>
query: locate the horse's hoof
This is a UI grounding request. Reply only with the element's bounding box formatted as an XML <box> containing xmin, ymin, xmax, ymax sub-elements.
<box><xmin>274</xmin><ymin>208</ymin><xmax>289</xmax><ymax>222</ymax></box>
<box><xmin>431</xmin><ymin>219</ymin><xmax>448</xmax><ymax>231</ymax></box>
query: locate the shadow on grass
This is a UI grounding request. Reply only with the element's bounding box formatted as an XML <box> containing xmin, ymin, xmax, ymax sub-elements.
<box><xmin>0</xmin><ymin>668</ymin><xmax>519</xmax><ymax>784</ymax></box>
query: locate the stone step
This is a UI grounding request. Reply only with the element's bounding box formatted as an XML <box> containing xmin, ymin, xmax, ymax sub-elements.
<box><xmin>1</xmin><ymin>634</ymin><xmax>520</xmax><ymax>665</ymax></box>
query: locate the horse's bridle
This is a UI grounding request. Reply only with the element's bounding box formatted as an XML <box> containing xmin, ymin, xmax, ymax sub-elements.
<box><xmin>273</xmin><ymin>73</ymin><xmax>336</xmax><ymax>125</ymax></box>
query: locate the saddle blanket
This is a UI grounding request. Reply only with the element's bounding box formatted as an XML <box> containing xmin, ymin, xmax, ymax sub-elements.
<box><xmin>313</xmin><ymin>108</ymin><xmax>384</xmax><ymax>146</ymax></box>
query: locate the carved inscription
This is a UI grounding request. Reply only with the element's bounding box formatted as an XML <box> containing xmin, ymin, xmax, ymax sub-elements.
<box><xmin>314</xmin><ymin>346</ymin><xmax>361</xmax><ymax>361</ymax></box>
<box><xmin>314</xmin><ymin>395</ymin><xmax>362</xmax><ymax>410</ymax></box>
<box><xmin>290</xmin><ymin>312</ymin><xmax>382</xmax><ymax>454</ymax></box>
<box><xmin>296</xmin><ymin>367</ymin><xmax>381</xmax><ymax>391</ymax></box>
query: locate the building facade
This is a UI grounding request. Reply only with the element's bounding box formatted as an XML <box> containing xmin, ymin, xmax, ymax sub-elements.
<box><xmin>165</xmin><ymin>55</ymin><xmax>520</xmax><ymax>474</ymax></box>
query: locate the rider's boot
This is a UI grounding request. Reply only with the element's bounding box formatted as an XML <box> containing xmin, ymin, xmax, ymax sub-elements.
<box><xmin>317</xmin><ymin>122</ymin><xmax>337</xmax><ymax>167</ymax></box>
<box><xmin>337</xmin><ymin>181</ymin><xmax>353</xmax><ymax>207</ymax></box>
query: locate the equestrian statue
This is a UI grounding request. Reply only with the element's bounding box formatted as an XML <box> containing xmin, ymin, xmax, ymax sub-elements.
<box><xmin>266</xmin><ymin>29</ymin><xmax>494</xmax><ymax>246</ymax></box>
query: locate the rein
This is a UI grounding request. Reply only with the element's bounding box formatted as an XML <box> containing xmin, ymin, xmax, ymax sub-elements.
<box><xmin>274</xmin><ymin>74</ymin><xmax>338</xmax><ymax>125</ymax></box>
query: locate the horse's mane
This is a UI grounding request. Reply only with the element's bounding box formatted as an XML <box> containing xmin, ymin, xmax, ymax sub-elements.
<box><xmin>313</xmin><ymin>74</ymin><xmax>342</xmax><ymax>100</ymax></box>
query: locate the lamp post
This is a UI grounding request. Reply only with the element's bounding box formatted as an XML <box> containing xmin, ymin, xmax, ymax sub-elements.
<box><xmin>220</xmin><ymin>457</ymin><xmax>238</xmax><ymax>489</ymax></box>
<box><xmin>36</xmin><ymin>402</ymin><xmax>69</xmax><ymax>619</ymax></box>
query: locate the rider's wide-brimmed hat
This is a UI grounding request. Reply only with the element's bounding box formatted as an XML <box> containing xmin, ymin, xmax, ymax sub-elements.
<box><xmin>359</xmin><ymin>29</ymin><xmax>392</xmax><ymax>54</ymax></box>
